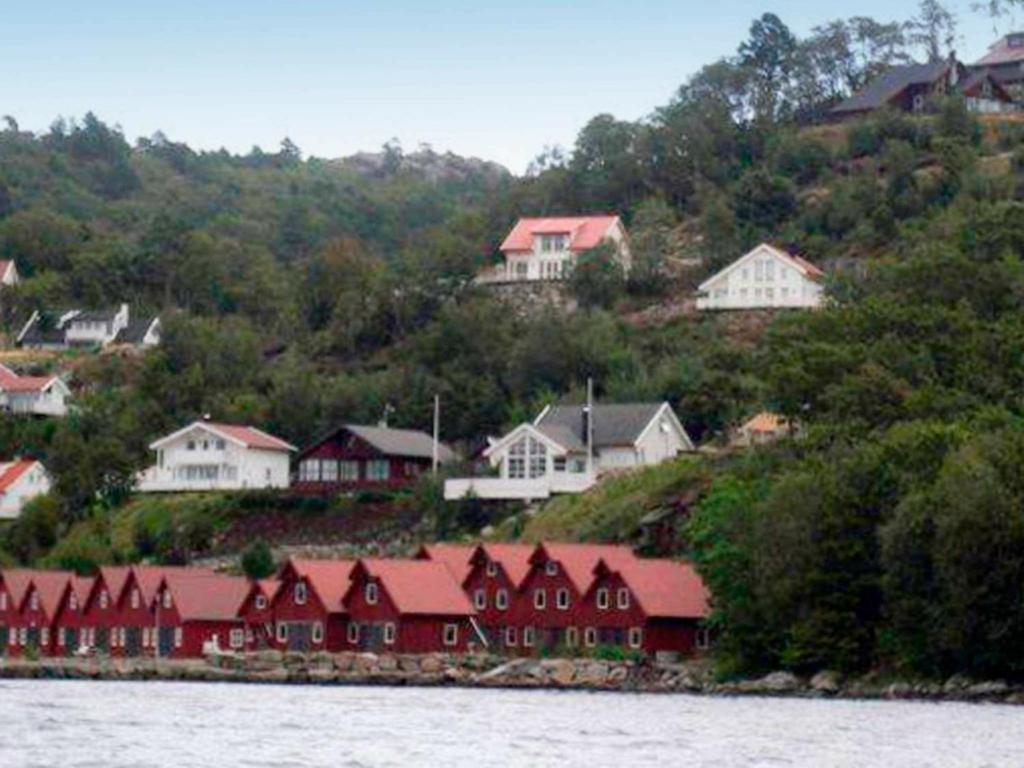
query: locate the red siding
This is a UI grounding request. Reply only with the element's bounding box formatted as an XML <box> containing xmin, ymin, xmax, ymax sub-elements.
<box><xmin>293</xmin><ymin>429</ymin><xmax>430</xmax><ymax>496</ymax></box>
<box><xmin>272</xmin><ymin>567</ymin><xmax>349</xmax><ymax>652</ymax></box>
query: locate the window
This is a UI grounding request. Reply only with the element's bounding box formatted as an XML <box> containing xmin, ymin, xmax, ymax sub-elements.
<box><xmin>174</xmin><ymin>627</ymin><xmax>183</xmax><ymax>648</ymax></box>
<box><xmin>312</xmin><ymin>622</ymin><xmax>324</xmax><ymax>644</ymax></box>
<box><xmin>0</xmin><ymin>592</ymin><xmax>6</xmax><ymax>610</ymax></box>
<box><xmin>754</xmin><ymin>260</ymin><xmax>764</xmax><ymax>281</ymax></box>
<box><xmin>566</xmin><ymin>627</ymin><xmax>579</xmax><ymax>648</ymax></box>
<box><xmin>553</xmin><ymin>457</ymin><xmax>566</xmax><ymax>472</ymax></box>
<box><xmin>365</xmin><ymin>582</ymin><xmax>379</xmax><ymax>605</ymax></box>
<box><xmin>202</xmin><ymin>440</ymin><xmax>210</xmax><ymax>451</ymax></box>
<box><xmin>485</xmin><ymin>560</ymin><xmax>498</xmax><ymax>577</ymax></box>
<box><xmin>366</xmin><ymin>460</ymin><xmax>390</xmax><ymax>481</ymax></box>
<box><xmin>187</xmin><ymin>440</ymin><xmax>196</xmax><ymax>451</ymax></box>
<box><xmin>443</xmin><ymin>623</ymin><xmax>458</xmax><ymax>647</ymax></box>
<box><xmin>539</xmin><ymin>233</ymin><xmax>569</xmax><ymax>253</ymax></box>
<box><xmin>29</xmin><ymin>591</ymin><xmax>38</xmax><ymax>611</ymax></box>
<box><xmin>69</xmin><ymin>593</ymin><xmax>78</xmax><ymax>611</ymax></box>
<box><xmin>505</xmin><ymin>626</ymin><xmax>517</xmax><ymax>646</ymax></box>
<box><xmin>473</xmin><ymin>589</ymin><xmax>486</xmax><ymax>610</ymax></box>
<box><xmin>628</xmin><ymin>627</ymin><xmax>643</xmax><ymax>649</ymax></box>
<box><xmin>533</xmin><ymin>589</ymin><xmax>546</xmax><ymax>610</ymax></box>
<box><xmin>321</xmin><ymin>461</ymin><xmax>339</xmax><ymax>483</ymax></box>
<box><xmin>230</xmin><ymin>629</ymin><xmax>244</xmax><ymax>649</ymax></box>
<box><xmin>696</xmin><ymin>628</ymin><xmax>711</xmax><ymax>650</ymax></box>
<box><xmin>18</xmin><ymin>628</ymin><xmax>26</xmax><ymax>646</ymax></box>
<box><xmin>495</xmin><ymin>589</ymin><xmax>509</xmax><ymax>611</ymax></box>
<box><xmin>765</xmin><ymin>260</ymin><xmax>775</xmax><ymax>281</ymax></box>
<box><xmin>913</xmin><ymin>93</ymin><xmax>925</xmax><ymax>112</ymax></box>
<box><xmin>383</xmin><ymin>623</ymin><xmax>396</xmax><ymax>645</ymax></box>
<box><xmin>41</xmin><ymin>628</ymin><xmax>49</xmax><ymax>646</ymax></box>
<box><xmin>294</xmin><ymin>582</ymin><xmax>307</xmax><ymax>605</ymax></box>
<box><xmin>255</xmin><ymin>595</ymin><xmax>267</xmax><ymax>611</ymax></box>
<box><xmin>545</xmin><ymin>561</ymin><xmax>558</xmax><ymax>577</ymax></box>
<box><xmin>215</xmin><ymin>439</ymin><xmax>226</xmax><ymax>450</ymax></box>
<box><xmin>596</xmin><ymin>588</ymin><xmax>610</xmax><ymax>610</ymax></box>
<box><xmin>584</xmin><ymin>627</ymin><xmax>597</xmax><ymax>647</ymax></box>
<box><xmin>9</xmin><ymin>630</ymin><xmax>16</xmax><ymax>646</ymax></box>
<box><xmin>555</xmin><ymin>588</ymin><xmax>570</xmax><ymax>611</ymax></box>
<box><xmin>339</xmin><ymin>461</ymin><xmax>359</xmax><ymax>481</ymax></box>
<box><xmin>142</xmin><ymin>627</ymin><xmax>151</xmax><ymax>648</ymax></box>
<box><xmin>765</xmin><ymin>287</ymin><xmax>774</xmax><ymax>300</ymax></box>
<box><xmin>507</xmin><ymin>439</ymin><xmax>526</xmax><ymax>479</ymax></box>
<box><xmin>528</xmin><ymin>439</ymin><xmax>547</xmax><ymax>478</ymax></box>
<box><xmin>299</xmin><ymin>460</ymin><xmax>319</xmax><ymax>482</ymax></box>
<box><xmin>277</xmin><ymin>623</ymin><xmax>288</xmax><ymax>643</ymax></box>
<box><xmin>617</xmin><ymin>588</ymin><xmax>630</xmax><ymax>610</ymax></box>
<box><xmin>347</xmin><ymin>622</ymin><xmax>360</xmax><ymax>644</ymax></box>
<box><xmin>162</xmin><ymin>590</ymin><xmax>172</xmax><ymax>610</ymax></box>
<box><xmin>111</xmin><ymin>628</ymin><xmax>120</xmax><ymax>648</ymax></box>
<box><xmin>522</xmin><ymin>626</ymin><xmax>535</xmax><ymax>647</ymax></box>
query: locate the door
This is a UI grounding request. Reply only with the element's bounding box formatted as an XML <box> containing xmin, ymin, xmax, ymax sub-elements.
<box><xmin>0</xmin><ymin>626</ymin><xmax>7</xmax><ymax>656</ymax></box>
<box><xmin>26</xmin><ymin>628</ymin><xmax>40</xmax><ymax>652</ymax></box>
<box><xmin>95</xmin><ymin>627</ymin><xmax>109</xmax><ymax>653</ymax></box>
<box><xmin>158</xmin><ymin>627</ymin><xmax>174</xmax><ymax>657</ymax></box>
<box><xmin>64</xmin><ymin>628</ymin><xmax>78</xmax><ymax>657</ymax></box>
<box><xmin>288</xmin><ymin>623</ymin><xmax>310</xmax><ymax>653</ymax></box>
<box><xmin>125</xmin><ymin>627</ymin><xmax>142</xmax><ymax>657</ymax></box>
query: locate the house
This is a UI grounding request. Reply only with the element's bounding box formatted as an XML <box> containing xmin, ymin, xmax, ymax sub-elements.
<box><xmin>0</xmin><ymin>260</ymin><xmax>19</xmax><ymax>288</ymax></box>
<box><xmin>137</xmin><ymin>420</ymin><xmax>296</xmax><ymax>493</ymax></box>
<box><xmin>0</xmin><ymin>459</ymin><xmax>51</xmax><ymax>519</ymax></box>
<box><xmin>271</xmin><ymin>558</ymin><xmax>355</xmax><ymax>652</ymax></box>
<box><xmin>733</xmin><ymin>411</ymin><xmax>793</xmax><ymax>447</ymax></box>
<box><xmin>0</xmin><ymin>570</ymin><xmax>35</xmax><ymax>656</ymax></box>
<box><xmin>17</xmin><ymin>304</ymin><xmax>160</xmax><ymax>351</ymax></box>
<box><xmin>445</xmin><ymin>401</ymin><xmax>693</xmax><ymax>501</ymax></box>
<box><xmin>696</xmin><ymin>243</ymin><xmax>825</xmax><ymax>311</ymax></box>
<box><xmin>581</xmin><ymin>558</ymin><xmax>710</xmax><ymax>657</ymax></box>
<box><xmin>152</xmin><ymin>572</ymin><xmax>250</xmax><ymax>657</ymax></box>
<box><xmin>415</xmin><ymin>543</ymin><xmax>476</xmax><ymax>584</ymax></box>
<box><xmin>478</xmin><ymin>215</ymin><xmax>631</xmax><ymax>283</ymax></box>
<box><xmin>459</xmin><ymin>543</ymin><xmax>535</xmax><ymax>649</ymax></box>
<box><xmin>7</xmin><ymin>570</ymin><xmax>71</xmax><ymax>657</ymax></box>
<box><xmin>294</xmin><ymin>424</ymin><xmax>456</xmax><ymax>496</ymax></box>
<box><xmin>0</xmin><ymin>364</ymin><xmax>71</xmax><ymax>417</ymax></box>
<box><xmin>51</xmin><ymin>575</ymin><xmax>94</xmax><ymax>656</ymax></box>
<box><xmin>240</xmin><ymin>578</ymin><xmax>281</xmax><ymax>651</ymax></box>
<box><xmin>80</xmin><ymin>566</ymin><xmax>132</xmax><ymax>654</ymax></box>
<box><xmin>344</xmin><ymin>558</ymin><xmax>477</xmax><ymax>653</ymax></box>
<box><xmin>972</xmin><ymin>33</ymin><xmax>1024</xmax><ymax>99</ymax></box>
<box><xmin>831</xmin><ymin>56</ymin><xmax>1015</xmax><ymax>119</ymax></box>
<box><xmin>508</xmin><ymin>543</ymin><xmax>638</xmax><ymax>655</ymax></box>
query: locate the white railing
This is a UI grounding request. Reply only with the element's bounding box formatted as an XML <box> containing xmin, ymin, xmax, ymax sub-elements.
<box><xmin>443</xmin><ymin>472</ymin><xmax>595</xmax><ymax>501</ymax></box>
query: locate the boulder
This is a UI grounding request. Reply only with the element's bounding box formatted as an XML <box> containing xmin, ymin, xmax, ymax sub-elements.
<box><xmin>333</xmin><ymin>653</ymin><xmax>354</xmax><ymax>673</ymax></box>
<box><xmin>420</xmin><ymin>655</ymin><xmax>444</xmax><ymax>674</ymax></box>
<box><xmin>885</xmin><ymin>682</ymin><xmax>914</xmax><ymax>700</ymax></box>
<box><xmin>377</xmin><ymin>655</ymin><xmax>399</xmax><ymax>673</ymax></box>
<box><xmin>607</xmin><ymin>666</ymin><xmax>629</xmax><ymax>685</ymax></box>
<box><xmin>398</xmin><ymin>656</ymin><xmax>421</xmax><ymax>673</ymax></box>
<box><xmin>744</xmin><ymin>671</ymin><xmax>799</xmax><ymax>694</ymax></box>
<box><xmin>943</xmin><ymin>674</ymin><xmax>971</xmax><ymax>694</ymax></box>
<box><xmin>577</xmin><ymin>662</ymin><xmax>610</xmax><ymax>687</ymax></box>
<box><xmin>546</xmin><ymin>659</ymin><xmax>576</xmax><ymax>686</ymax></box>
<box><xmin>810</xmin><ymin>670</ymin><xmax>841</xmax><ymax>694</ymax></box>
<box><xmin>354</xmin><ymin>653</ymin><xmax>379</xmax><ymax>674</ymax></box>
<box><xmin>965</xmin><ymin>680</ymin><xmax>1009</xmax><ymax>699</ymax></box>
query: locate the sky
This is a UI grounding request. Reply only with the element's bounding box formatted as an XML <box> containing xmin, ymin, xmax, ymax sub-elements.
<box><xmin>2</xmin><ymin>0</ymin><xmax>1021</xmax><ymax>173</ymax></box>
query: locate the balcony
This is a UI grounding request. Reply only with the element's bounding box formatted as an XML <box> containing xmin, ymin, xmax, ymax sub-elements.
<box><xmin>443</xmin><ymin>472</ymin><xmax>594</xmax><ymax>501</ymax></box>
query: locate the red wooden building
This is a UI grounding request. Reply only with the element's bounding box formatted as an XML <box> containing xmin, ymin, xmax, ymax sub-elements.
<box><xmin>9</xmin><ymin>571</ymin><xmax>71</xmax><ymax>657</ymax></box>
<box><xmin>460</xmin><ymin>543</ymin><xmax>535</xmax><ymax>651</ymax></box>
<box><xmin>272</xmin><ymin>558</ymin><xmax>354</xmax><ymax>652</ymax></box>
<box><xmin>294</xmin><ymin>424</ymin><xmax>457</xmax><ymax>496</ymax></box>
<box><xmin>582</xmin><ymin>558</ymin><xmax>710</xmax><ymax>656</ymax></box>
<box><xmin>239</xmin><ymin>578</ymin><xmax>280</xmax><ymax>651</ymax></box>
<box><xmin>343</xmin><ymin>558</ymin><xmax>476</xmax><ymax>654</ymax></box>
<box><xmin>80</xmin><ymin>565</ymin><xmax>131</xmax><ymax>655</ymax></box>
<box><xmin>153</xmin><ymin>572</ymin><xmax>250</xmax><ymax>658</ymax></box>
<box><xmin>416</xmin><ymin>543</ymin><xmax>475</xmax><ymax>583</ymax></box>
<box><xmin>50</xmin><ymin>575</ymin><xmax>94</xmax><ymax>656</ymax></box>
<box><xmin>1</xmin><ymin>570</ymin><xmax>37</xmax><ymax>656</ymax></box>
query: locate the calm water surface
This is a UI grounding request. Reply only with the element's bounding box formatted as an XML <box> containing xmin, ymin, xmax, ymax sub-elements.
<box><xmin>1</xmin><ymin>680</ymin><xmax>1022</xmax><ymax>767</ymax></box>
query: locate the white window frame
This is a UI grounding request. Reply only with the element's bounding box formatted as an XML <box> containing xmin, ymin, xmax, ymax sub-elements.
<box><xmin>383</xmin><ymin>623</ymin><xmax>396</xmax><ymax>646</ymax></box>
<box><xmin>533</xmin><ymin>589</ymin><xmax>546</xmax><ymax>610</ymax></box>
<box><xmin>485</xmin><ymin>560</ymin><xmax>498</xmax><ymax>577</ymax></box>
<box><xmin>522</xmin><ymin>626</ymin><xmax>535</xmax><ymax>647</ymax></box>
<box><xmin>566</xmin><ymin>627</ymin><xmax>579</xmax><ymax>648</ymax></box>
<box><xmin>347</xmin><ymin>622</ymin><xmax>359</xmax><ymax>644</ymax></box>
<box><xmin>99</xmin><ymin>590</ymin><xmax>109</xmax><ymax>610</ymax></box>
<box><xmin>294</xmin><ymin>582</ymin><xmax>307</xmax><ymax>605</ymax></box>
<box><xmin>696</xmin><ymin>627</ymin><xmax>711</xmax><ymax>650</ymax></box>
<box><xmin>230</xmin><ymin>629</ymin><xmax>245</xmax><ymax>649</ymax></box>
<box><xmin>555</xmin><ymin>588</ymin><xmax>570</xmax><ymax>611</ymax></box>
<box><xmin>255</xmin><ymin>595</ymin><xmax>267</xmax><ymax>611</ymax></box>
<box><xmin>628</xmin><ymin>627</ymin><xmax>643</xmax><ymax>649</ymax></box>
<box><xmin>29</xmin><ymin>592</ymin><xmax>38</xmax><ymax>611</ymax></box>
<box><xmin>443</xmin><ymin>623</ymin><xmax>458</xmax><ymax>647</ymax></box>
<box><xmin>584</xmin><ymin>627</ymin><xmax>597</xmax><ymax>648</ymax></box>
<box><xmin>473</xmin><ymin>589</ymin><xmax>486</xmax><ymax>610</ymax></box>
<box><xmin>365</xmin><ymin>582</ymin><xmax>379</xmax><ymax>605</ymax></box>
<box><xmin>162</xmin><ymin>590</ymin><xmax>172</xmax><ymax>610</ymax></box>
<box><xmin>616</xmin><ymin>588</ymin><xmax>630</xmax><ymax>610</ymax></box>
<box><xmin>545</xmin><ymin>561</ymin><xmax>558</xmax><ymax>576</ymax></box>
<box><xmin>174</xmin><ymin>627</ymin><xmax>183</xmax><ymax>648</ymax></box>
<box><xmin>276</xmin><ymin>623</ymin><xmax>288</xmax><ymax>643</ymax></box>
<box><xmin>505</xmin><ymin>626</ymin><xmax>517</xmax><ymax>647</ymax></box>
<box><xmin>596</xmin><ymin>588</ymin><xmax>610</xmax><ymax>610</ymax></box>
<box><xmin>495</xmin><ymin>589</ymin><xmax>509</xmax><ymax>611</ymax></box>
<box><xmin>312</xmin><ymin>622</ymin><xmax>324</xmax><ymax>644</ymax></box>
<box><xmin>130</xmin><ymin>589</ymin><xmax>140</xmax><ymax>610</ymax></box>
<box><xmin>41</xmin><ymin>627</ymin><xmax>49</xmax><ymax>647</ymax></box>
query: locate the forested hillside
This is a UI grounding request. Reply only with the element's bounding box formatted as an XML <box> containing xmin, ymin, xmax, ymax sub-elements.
<box><xmin>4</xmin><ymin>5</ymin><xmax>1024</xmax><ymax>679</ymax></box>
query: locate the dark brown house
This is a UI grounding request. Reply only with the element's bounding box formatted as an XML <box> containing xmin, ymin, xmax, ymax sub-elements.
<box><xmin>294</xmin><ymin>424</ymin><xmax>457</xmax><ymax>495</ymax></box>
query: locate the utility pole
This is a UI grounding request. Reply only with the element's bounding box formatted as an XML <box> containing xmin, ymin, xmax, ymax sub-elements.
<box><xmin>432</xmin><ymin>395</ymin><xmax>440</xmax><ymax>476</ymax></box>
<box><xmin>585</xmin><ymin>377</ymin><xmax>594</xmax><ymax>478</ymax></box>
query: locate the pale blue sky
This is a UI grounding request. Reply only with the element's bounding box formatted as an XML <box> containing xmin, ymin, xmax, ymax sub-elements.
<box><xmin>2</xmin><ymin>1</ymin><xmax>1020</xmax><ymax>172</ymax></box>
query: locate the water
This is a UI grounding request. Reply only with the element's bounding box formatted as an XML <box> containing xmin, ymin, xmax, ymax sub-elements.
<box><xmin>0</xmin><ymin>680</ymin><xmax>1021</xmax><ymax>767</ymax></box>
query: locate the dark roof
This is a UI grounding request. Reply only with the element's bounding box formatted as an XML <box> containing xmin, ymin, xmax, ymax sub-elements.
<box><xmin>535</xmin><ymin>403</ymin><xmax>664</xmax><ymax>449</ymax></box>
<box><xmin>301</xmin><ymin>424</ymin><xmax>457</xmax><ymax>463</ymax></box>
<box><xmin>112</xmin><ymin>317</ymin><xmax>158</xmax><ymax>345</ymax></box>
<box><xmin>71</xmin><ymin>309</ymin><xmax>118</xmax><ymax>323</ymax></box>
<box><xmin>832</xmin><ymin>61</ymin><xmax>950</xmax><ymax>114</ymax></box>
<box><xmin>959</xmin><ymin>70</ymin><xmax>1014</xmax><ymax>102</ymax></box>
<box><xmin>18</xmin><ymin>318</ymin><xmax>66</xmax><ymax>347</ymax></box>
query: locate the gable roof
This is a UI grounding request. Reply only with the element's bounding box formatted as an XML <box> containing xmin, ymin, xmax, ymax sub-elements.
<box><xmin>536</xmin><ymin>402</ymin><xmax>668</xmax><ymax>449</ymax></box>
<box><xmin>0</xmin><ymin>364</ymin><xmax>63</xmax><ymax>394</ymax></box>
<box><xmin>531</xmin><ymin>543</ymin><xmax>637</xmax><ymax>594</ymax></box>
<box><xmin>417</xmin><ymin>543</ymin><xmax>476</xmax><ymax>584</ymax></box>
<box><xmin>0</xmin><ymin>260</ymin><xmax>15</xmax><ymax>281</ymax></box>
<box><xmin>741</xmin><ymin>411</ymin><xmax>786</xmax><ymax>434</ymax></box>
<box><xmin>471</xmin><ymin>543</ymin><xmax>536</xmax><ymax>589</ymax></box>
<box><xmin>500</xmin><ymin>216</ymin><xmax>620</xmax><ymax>253</ymax></box>
<box><xmin>283</xmin><ymin>558</ymin><xmax>356</xmax><ymax>614</ymax></box>
<box><xmin>310</xmin><ymin>424</ymin><xmax>456</xmax><ymax>463</ymax></box>
<box><xmin>975</xmin><ymin>33</ymin><xmax>1024</xmax><ymax>66</ymax></box>
<box><xmin>959</xmin><ymin>70</ymin><xmax>1014</xmax><ymax>101</ymax></box>
<box><xmin>162</xmin><ymin>572</ymin><xmax>250</xmax><ymax>621</ymax></box>
<box><xmin>832</xmin><ymin>60</ymin><xmax>951</xmax><ymax>114</ymax></box>
<box><xmin>95</xmin><ymin>566</ymin><xmax>132</xmax><ymax>606</ymax></box>
<box><xmin>353</xmin><ymin>558</ymin><xmax>474</xmax><ymax>616</ymax></box>
<box><xmin>150</xmin><ymin>421</ymin><xmax>296</xmax><ymax>452</ymax></box>
<box><xmin>598</xmin><ymin>558</ymin><xmax>709</xmax><ymax>619</ymax></box>
<box><xmin>70</xmin><ymin>575</ymin><xmax>95</xmax><ymax>606</ymax></box>
<box><xmin>129</xmin><ymin>565</ymin><xmax>216</xmax><ymax>608</ymax></box>
<box><xmin>698</xmin><ymin>243</ymin><xmax>824</xmax><ymax>292</ymax></box>
<box><xmin>27</xmin><ymin>571</ymin><xmax>72</xmax><ymax>616</ymax></box>
<box><xmin>2</xmin><ymin>569</ymin><xmax>38</xmax><ymax>610</ymax></box>
<box><xmin>0</xmin><ymin>460</ymin><xmax>41</xmax><ymax>493</ymax></box>
<box><xmin>112</xmin><ymin>317</ymin><xmax>159</xmax><ymax>345</ymax></box>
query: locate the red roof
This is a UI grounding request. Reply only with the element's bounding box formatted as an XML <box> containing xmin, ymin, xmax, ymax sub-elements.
<box><xmin>96</xmin><ymin>566</ymin><xmax>132</xmax><ymax>606</ymax></box>
<box><xmin>499</xmin><ymin>216</ymin><xmax>620</xmax><ymax>253</ymax></box>
<box><xmin>70</xmin><ymin>576</ymin><xmax>95</xmax><ymax>605</ymax></box>
<box><xmin>472</xmin><ymin>543</ymin><xmax>536</xmax><ymax>588</ymax></box>
<box><xmin>418</xmin><ymin>543</ymin><xmax>475</xmax><ymax>584</ymax></box>
<box><xmin>531</xmin><ymin>543</ymin><xmax>638</xmax><ymax>594</ymax></box>
<box><xmin>257</xmin><ymin>578</ymin><xmax>281</xmax><ymax>601</ymax></box>
<box><xmin>789</xmin><ymin>253</ymin><xmax>825</xmax><ymax>279</ymax></box>
<box><xmin>0</xmin><ymin>363</ymin><xmax>56</xmax><ymax>393</ymax></box>
<box><xmin>206</xmin><ymin>423</ymin><xmax>295</xmax><ymax>452</ymax></box>
<box><xmin>163</xmin><ymin>572</ymin><xmax>250</xmax><ymax>621</ymax></box>
<box><xmin>354</xmin><ymin>559</ymin><xmax>474</xmax><ymax>616</ymax></box>
<box><xmin>286</xmin><ymin>558</ymin><xmax>356</xmax><ymax>614</ymax></box>
<box><xmin>976</xmin><ymin>34</ymin><xmax>1024</xmax><ymax>66</ymax></box>
<box><xmin>600</xmin><ymin>558</ymin><xmax>709</xmax><ymax>619</ymax></box>
<box><xmin>28</xmin><ymin>571</ymin><xmax>72</xmax><ymax>616</ymax></box>
<box><xmin>2</xmin><ymin>569</ymin><xmax>38</xmax><ymax>609</ymax></box>
<box><xmin>0</xmin><ymin>460</ymin><xmax>39</xmax><ymax>493</ymax></box>
<box><xmin>130</xmin><ymin>565</ymin><xmax>216</xmax><ymax>607</ymax></box>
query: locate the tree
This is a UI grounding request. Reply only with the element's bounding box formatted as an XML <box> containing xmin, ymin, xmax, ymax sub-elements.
<box><xmin>738</xmin><ymin>13</ymin><xmax>798</xmax><ymax>121</ymax></box>
<box><xmin>241</xmin><ymin>539</ymin><xmax>276</xmax><ymax>579</ymax></box>
<box><xmin>733</xmin><ymin>169</ymin><xmax>797</xmax><ymax>231</ymax></box>
<box><xmin>906</xmin><ymin>0</ymin><xmax>956</xmax><ymax>63</ymax></box>
<box><xmin>627</xmin><ymin>197</ymin><xmax>675</xmax><ymax>293</ymax></box>
<box><xmin>567</xmin><ymin>243</ymin><xmax>626</xmax><ymax>310</ymax></box>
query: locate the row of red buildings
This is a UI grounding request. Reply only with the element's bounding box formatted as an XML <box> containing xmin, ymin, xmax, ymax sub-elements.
<box><xmin>0</xmin><ymin>542</ymin><xmax>710</xmax><ymax>660</ymax></box>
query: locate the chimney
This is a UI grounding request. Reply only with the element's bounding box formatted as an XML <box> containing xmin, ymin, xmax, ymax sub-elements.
<box><xmin>581</xmin><ymin>405</ymin><xmax>590</xmax><ymax>444</ymax></box>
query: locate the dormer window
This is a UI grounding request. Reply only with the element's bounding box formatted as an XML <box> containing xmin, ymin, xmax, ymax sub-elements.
<box><xmin>539</xmin><ymin>234</ymin><xmax>569</xmax><ymax>253</ymax></box>
<box><xmin>162</xmin><ymin>590</ymin><xmax>172</xmax><ymax>610</ymax></box>
<box><xmin>255</xmin><ymin>595</ymin><xmax>267</xmax><ymax>610</ymax></box>
<box><xmin>130</xmin><ymin>589</ymin><xmax>140</xmax><ymax>609</ymax></box>
<box><xmin>99</xmin><ymin>590</ymin><xmax>109</xmax><ymax>609</ymax></box>
<box><xmin>294</xmin><ymin>582</ymin><xmax>308</xmax><ymax>605</ymax></box>
<box><xmin>365</xmin><ymin>582</ymin><xmax>379</xmax><ymax>605</ymax></box>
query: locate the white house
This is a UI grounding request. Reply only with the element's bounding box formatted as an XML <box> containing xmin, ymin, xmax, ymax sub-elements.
<box><xmin>18</xmin><ymin>304</ymin><xmax>160</xmax><ymax>350</ymax></box>
<box><xmin>478</xmin><ymin>215</ymin><xmax>631</xmax><ymax>283</ymax></box>
<box><xmin>136</xmin><ymin>421</ymin><xmax>296</xmax><ymax>493</ymax></box>
<box><xmin>0</xmin><ymin>364</ymin><xmax>70</xmax><ymax>417</ymax></box>
<box><xmin>696</xmin><ymin>243</ymin><xmax>825</xmax><ymax>311</ymax></box>
<box><xmin>444</xmin><ymin>402</ymin><xmax>693</xmax><ymax>501</ymax></box>
<box><xmin>0</xmin><ymin>260</ymin><xmax>19</xmax><ymax>288</ymax></box>
<box><xmin>0</xmin><ymin>459</ymin><xmax>51</xmax><ymax>520</ymax></box>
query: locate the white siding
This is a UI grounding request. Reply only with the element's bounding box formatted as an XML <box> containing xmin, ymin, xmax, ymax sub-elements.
<box><xmin>697</xmin><ymin>245</ymin><xmax>824</xmax><ymax>311</ymax></box>
<box><xmin>0</xmin><ymin>464</ymin><xmax>51</xmax><ymax>520</ymax></box>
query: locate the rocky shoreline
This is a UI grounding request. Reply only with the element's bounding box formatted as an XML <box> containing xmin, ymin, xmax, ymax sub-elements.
<box><xmin>1</xmin><ymin>653</ymin><xmax>1020</xmax><ymax>704</ymax></box>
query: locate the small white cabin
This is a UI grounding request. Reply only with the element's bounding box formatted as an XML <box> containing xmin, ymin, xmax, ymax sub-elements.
<box><xmin>0</xmin><ymin>460</ymin><xmax>51</xmax><ymax>520</ymax></box>
<box><xmin>0</xmin><ymin>365</ymin><xmax>70</xmax><ymax>417</ymax></box>
<box><xmin>696</xmin><ymin>243</ymin><xmax>824</xmax><ymax>311</ymax></box>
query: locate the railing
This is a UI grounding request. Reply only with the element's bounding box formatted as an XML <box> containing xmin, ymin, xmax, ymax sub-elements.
<box><xmin>443</xmin><ymin>472</ymin><xmax>595</xmax><ymax>501</ymax></box>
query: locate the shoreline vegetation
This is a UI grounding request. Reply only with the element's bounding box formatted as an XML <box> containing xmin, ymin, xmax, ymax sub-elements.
<box><xmin>2</xmin><ymin>653</ymin><xmax>1021</xmax><ymax>705</ymax></box>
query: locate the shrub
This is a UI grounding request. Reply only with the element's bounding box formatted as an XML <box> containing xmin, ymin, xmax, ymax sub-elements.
<box><xmin>240</xmin><ymin>539</ymin><xmax>275</xmax><ymax>579</ymax></box>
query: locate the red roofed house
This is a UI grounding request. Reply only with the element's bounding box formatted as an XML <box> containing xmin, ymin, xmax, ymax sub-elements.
<box><xmin>415</xmin><ymin>543</ymin><xmax>476</xmax><ymax>584</ymax></box>
<box><xmin>272</xmin><ymin>558</ymin><xmax>355</xmax><ymax>652</ymax></box>
<box><xmin>697</xmin><ymin>243</ymin><xmax>825</xmax><ymax>311</ymax></box>
<box><xmin>240</xmin><ymin>578</ymin><xmax>281</xmax><ymax>651</ymax></box>
<box><xmin>8</xmin><ymin>570</ymin><xmax>71</xmax><ymax>656</ymax></box>
<box><xmin>0</xmin><ymin>570</ymin><xmax>36</xmax><ymax>656</ymax></box>
<box><xmin>51</xmin><ymin>575</ymin><xmax>94</xmax><ymax>656</ymax></box>
<box><xmin>480</xmin><ymin>215</ymin><xmax>631</xmax><ymax>283</ymax></box>
<box><xmin>0</xmin><ymin>459</ymin><xmax>52</xmax><ymax>520</ymax></box>
<box><xmin>344</xmin><ymin>559</ymin><xmax>476</xmax><ymax>653</ymax></box>
<box><xmin>112</xmin><ymin>566</ymin><xmax>215</xmax><ymax>657</ymax></box>
<box><xmin>0</xmin><ymin>364</ymin><xmax>70</xmax><ymax>417</ymax></box>
<box><xmin>80</xmin><ymin>566</ymin><xmax>132</xmax><ymax>654</ymax></box>
<box><xmin>582</xmin><ymin>558</ymin><xmax>711</xmax><ymax>657</ymax></box>
<box><xmin>460</xmin><ymin>543</ymin><xmax>536</xmax><ymax>650</ymax></box>
<box><xmin>510</xmin><ymin>543</ymin><xmax>637</xmax><ymax>655</ymax></box>
<box><xmin>137</xmin><ymin>419</ymin><xmax>296</xmax><ymax>492</ymax></box>
<box><xmin>152</xmin><ymin>572</ymin><xmax>250</xmax><ymax>657</ymax></box>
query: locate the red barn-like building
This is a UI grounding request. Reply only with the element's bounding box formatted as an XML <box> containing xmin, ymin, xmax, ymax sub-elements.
<box><xmin>11</xmin><ymin>571</ymin><xmax>70</xmax><ymax>656</ymax></box>
<box><xmin>80</xmin><ymin>566</ymin><xmax>131</xmax><ymax>655</ymax></box>
<box><xmin>272</xmin><ymin>558</ymin><xmax>354</xmax><ymax>652</ymax></box>
<box><xmin>240</xmin><ymin>578</ymin><xmax>280</xmax><ymax>650</ymax></box>
<box><xmin>461</xmin><ymin>543</ymin><xmax>535</xmax><ymax>651</ymax></box>
<box><xmin>344</xmin><ymin>559</ymin><xmax>476</xmax><ymax>654</ymax></box>
<box><xmin>51</xmin><ymin>575</ymin><xmax>94</xmax><ymax>656</ymax></box>
<box><xmin>153</xmin><ymin>572</ymin><xmax>250</xmax><ymax>658</ymax></box>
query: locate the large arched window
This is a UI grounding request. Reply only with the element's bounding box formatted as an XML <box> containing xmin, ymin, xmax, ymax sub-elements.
<box><xmin>507</xmin><ymin>435</ymin><xmax>548</xmax><ymax>479</ymax></box>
